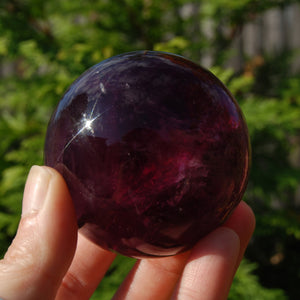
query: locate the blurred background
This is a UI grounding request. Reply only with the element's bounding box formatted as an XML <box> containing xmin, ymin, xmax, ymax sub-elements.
<box><xmin>0</xmin><ymin>0</ymin><xmax>300</xmax><ymax>299</ymax></box>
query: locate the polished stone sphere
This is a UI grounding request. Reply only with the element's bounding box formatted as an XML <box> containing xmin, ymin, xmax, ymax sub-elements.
<box><xmin>44</xmin><ymin>51</ymin><xmax>250</xmax><ymax>258</ymax></box>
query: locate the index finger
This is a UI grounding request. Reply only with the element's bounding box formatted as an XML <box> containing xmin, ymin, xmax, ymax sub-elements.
<box><xmin>172</xmin><ymin>201</ymin><xmax>255</xmax><ymax>300</ymax></box>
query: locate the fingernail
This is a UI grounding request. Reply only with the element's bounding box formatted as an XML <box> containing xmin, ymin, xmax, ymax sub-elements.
<box><xmin>22</xmin><ymin>166</ymin><xmax>53</xmax><ymax>216</ymax></box>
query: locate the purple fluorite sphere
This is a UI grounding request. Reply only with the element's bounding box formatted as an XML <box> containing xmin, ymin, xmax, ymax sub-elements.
<box><xmin>45</xmin><ymin>51</ymin><xmax>250</xmax><ymax>258</ymax></box>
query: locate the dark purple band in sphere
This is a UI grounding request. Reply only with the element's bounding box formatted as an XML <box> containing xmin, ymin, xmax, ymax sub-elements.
<box><xmin>44</xmin><ymin>51</ymin><xmax>250</xmax><ymax>258</ymax></box>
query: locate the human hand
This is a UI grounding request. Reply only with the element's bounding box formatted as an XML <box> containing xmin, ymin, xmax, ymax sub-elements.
<box><xmin>0</xmin><ymin>166</ymin><xmax>255</xmax><ymax>300</ymax></box>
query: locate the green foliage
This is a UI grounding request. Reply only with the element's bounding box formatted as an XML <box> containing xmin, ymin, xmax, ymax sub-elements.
<box><xmin>229</xmin><ymin>259</ymin><xmax>287</xmax><ymax>300</ymax></box>
<box><xmin>0</xmin><ymin>0</ymin><xmax>300</xmax><ymax>298</ymax></box>
<box><xmin>91</xmin><ymin>255</ymin><xmax>136</xmax><ymax>300</ymax></box>
<box><xmin>154</xmin><ymin>36</ymin><xmax>190</xmax><ymax>54</ymax></box>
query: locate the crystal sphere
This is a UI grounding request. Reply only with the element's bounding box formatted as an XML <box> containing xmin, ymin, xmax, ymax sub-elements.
<box><xmin>44</xmin><ymin>51</ymin><xmax>250</xmax><ymax>258</ymax></box>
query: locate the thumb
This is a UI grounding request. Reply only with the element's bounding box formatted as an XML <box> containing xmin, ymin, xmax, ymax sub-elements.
<box><xmin>0</xmin><ymin>166</ymin><xmax>78</xmax><ymax>300</ymax></box>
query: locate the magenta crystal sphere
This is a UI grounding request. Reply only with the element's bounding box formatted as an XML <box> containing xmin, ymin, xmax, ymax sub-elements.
<box><xmin>44</xmin><ymin>51</ymin><xmax>250</xmax><ymax>258</ymax></box>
